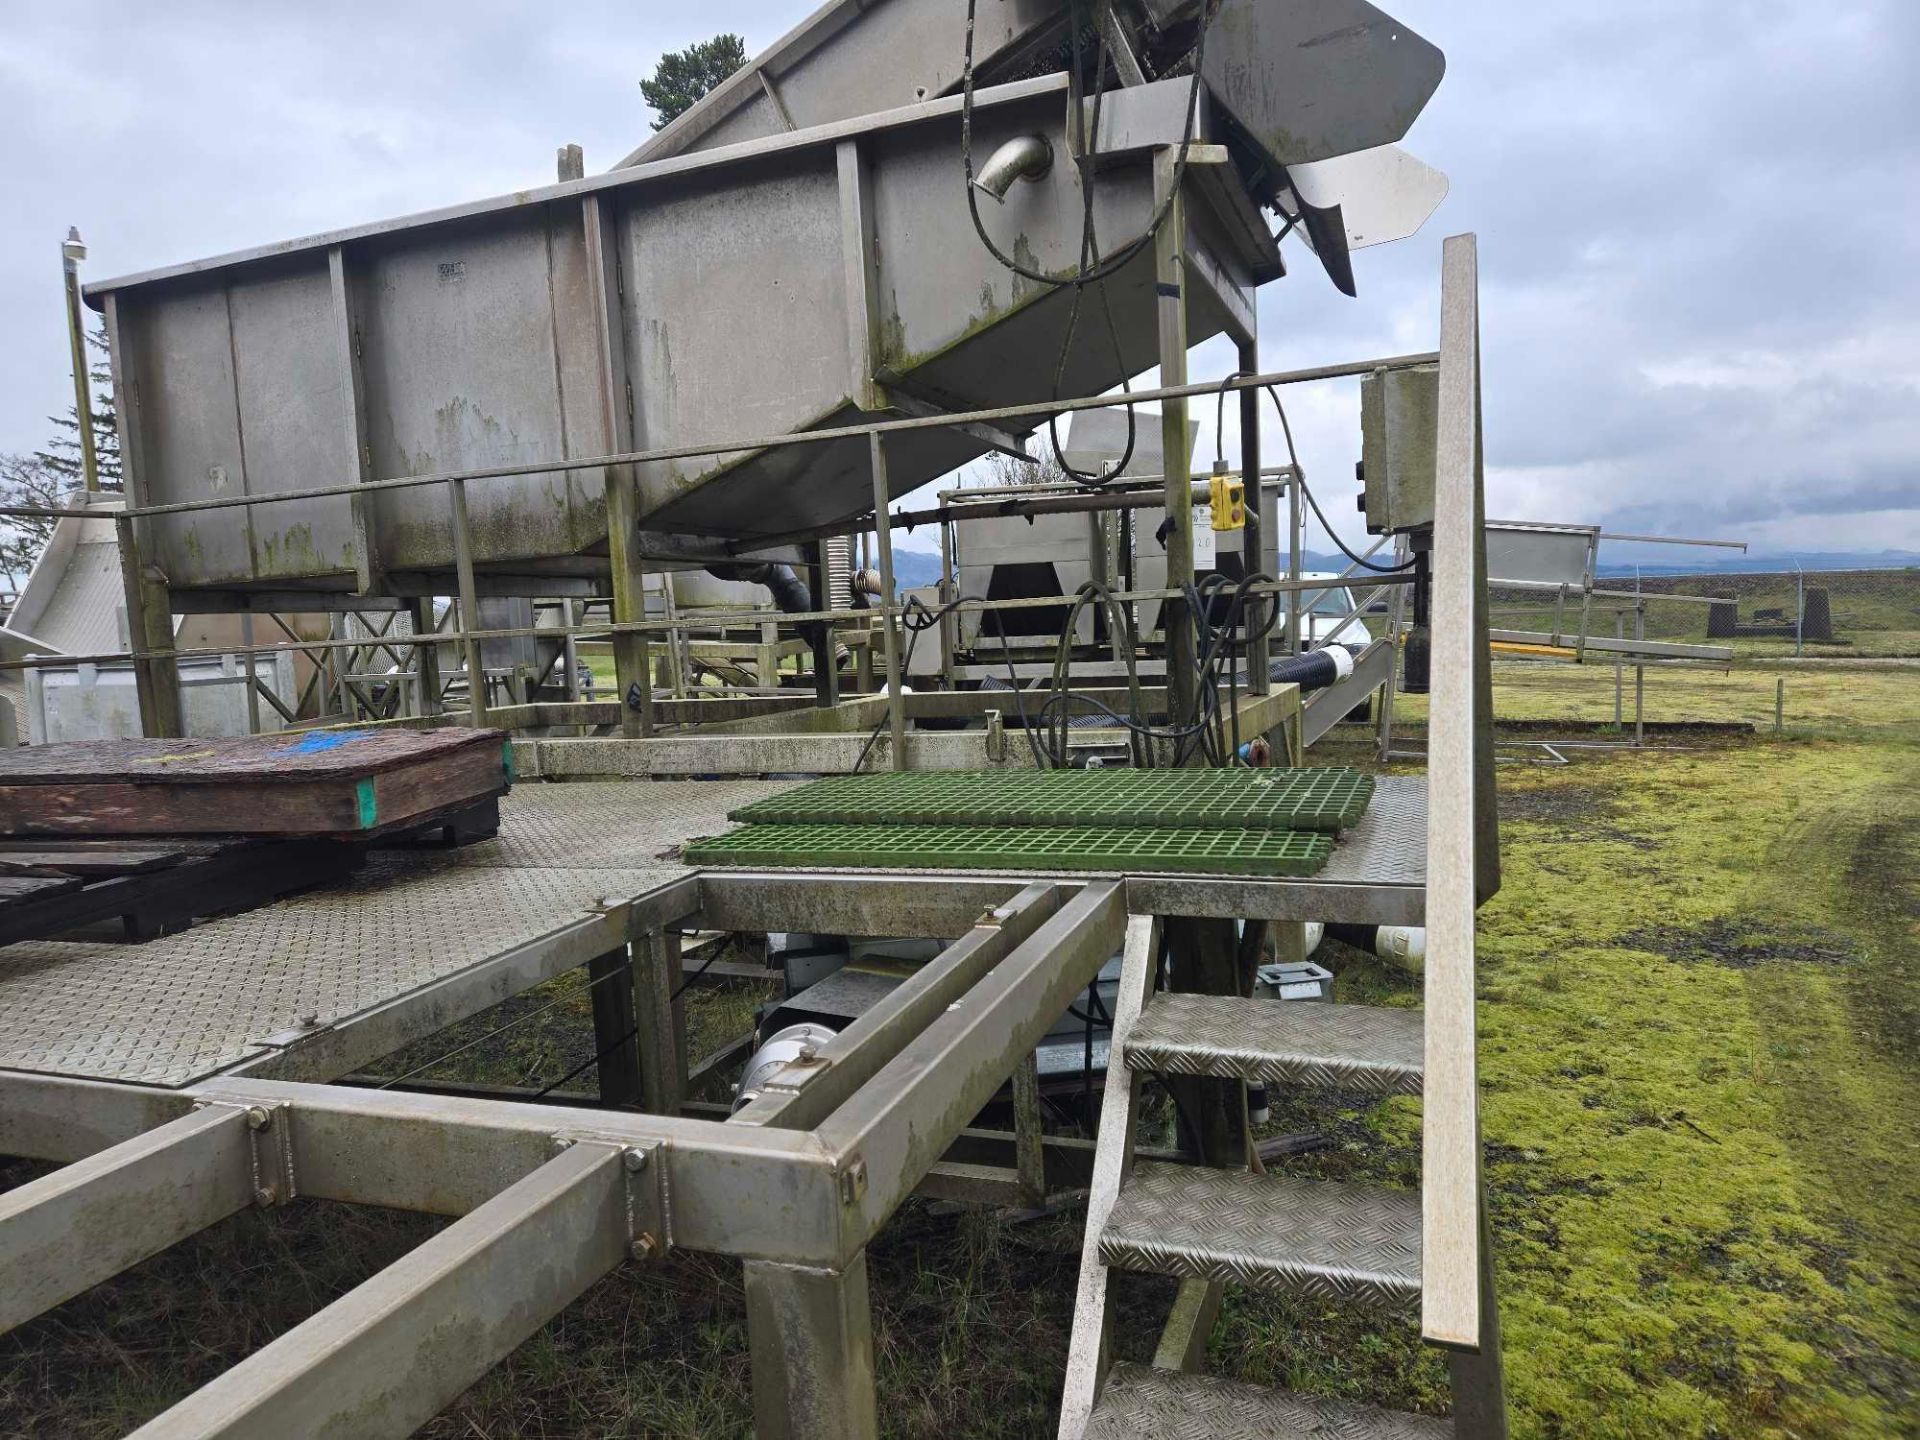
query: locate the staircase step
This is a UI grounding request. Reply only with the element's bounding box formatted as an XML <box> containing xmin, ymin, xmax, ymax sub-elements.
<box><xmin>1124</xmin><ymin>994</ymin><xmax>1423</xmax><ymax>1094</ymax></box>
<box><xmin>1084</xmin><ymin>1363</ymin><xmax>1452</xmax><ymax>1439</ymax></box>
<box><xmin>1099</xmin><ymin>1163</ymin><xmax>1421</xmax><ymax>1314</ymax></box>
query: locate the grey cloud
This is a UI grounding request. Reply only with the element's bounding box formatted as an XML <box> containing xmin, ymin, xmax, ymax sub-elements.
<box><xmin>4</xmin><ymin>0</ymin><xmax>1915</xmax><ymax>557</ymax></box>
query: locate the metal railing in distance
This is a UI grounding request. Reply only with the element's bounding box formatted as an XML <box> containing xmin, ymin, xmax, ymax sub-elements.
<box><xmin>1422</xmin><ymin>233</ymin><xmax>1488</xmax><ymax>1352</ymax></box>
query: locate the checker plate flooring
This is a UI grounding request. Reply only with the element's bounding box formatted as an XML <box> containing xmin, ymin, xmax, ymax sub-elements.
<box><xmin>0</xmin><ymin>776</ymin><xmax>1427</xmax><ymax>1090</ymax></box>
<box><xmin>0</xmin><ymin>780</ymin><xmax>788</xmax><ymax>1088</ymax></box>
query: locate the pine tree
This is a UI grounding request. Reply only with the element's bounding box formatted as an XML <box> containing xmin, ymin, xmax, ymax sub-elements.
<box><xmin>0</xmin><ymin>453</ymin><xmax>63</xmax><ymax>592</ymax></box>
<box><xmin>35</xmin><ymin>320</ymin><xmax>121</xmax><ymax>492</ymax></box>
<box><xmin>641</xmin><ymin>33</ymin><xmax>748</xmax><ymax>131</ymax></box>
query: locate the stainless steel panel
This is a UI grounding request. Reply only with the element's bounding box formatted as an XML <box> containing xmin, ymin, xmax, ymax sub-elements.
<box><xmin>226</xmin><ymin>263</ymin><xmax>360</xmax><ymax>580</ymax></box>
<box><xmin>624</xmin><ymin>0</ymin><xmax>1066</xmax><ymax>165</ymax></box>
<box><xmin>122</xmin><ymin>283</ymin><xmax>253</xmax><ymax>583</ymax></box>
<box><xmin>1483</xmin><ymin>522</ymin><xmax>1597</xmax><ymax>589</ymax></box>
<box><xmin>1133</xmin><ymin>487</ymin><xmax>1282</xmax><ymax>635</ymax></box>
<box><xmin>92</xmin><ymin>77</ymin><xmax>1267</xmax><ymax>579</ymax></box>
<box><xmin>621</xmin><ymin>161</ymin><xmax>850</xmax><ymax>524</ymax></box>
<box><xmin>360</xmin><ymin>207</ymin><xmax>602</xmax><ymax>569</ymax></box>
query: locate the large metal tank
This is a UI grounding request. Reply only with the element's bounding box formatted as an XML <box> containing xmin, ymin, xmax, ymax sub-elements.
<box><xmin>85</xmin><ymin>0</ymin><xmax>1442</xmax><ymax>599</ymax></box>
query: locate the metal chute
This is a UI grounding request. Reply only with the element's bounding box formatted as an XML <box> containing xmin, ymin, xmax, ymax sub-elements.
<box><xmin>1279</xmin><ymin>144</ymin><xmax>1452</xmax><ymax>296</ymax></box>
<box><xmin>1200</xmin><ymin>0</ymin><xmax>1447</xmax><ymax>169</ymax></box>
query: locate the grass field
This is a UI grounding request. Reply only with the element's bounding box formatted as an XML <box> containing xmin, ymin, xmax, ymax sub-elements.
<box><xmin>1493</xmin><ymin>566</ymin><xmax>1920</xmax><ymax>659</ymax></box>
<box><xmin>2</xmin><ymin>653</ymin><xmax>1914</xmax><ymax>1437</ymax></box>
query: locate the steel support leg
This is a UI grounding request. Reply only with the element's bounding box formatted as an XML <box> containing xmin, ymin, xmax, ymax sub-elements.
<box><xmin>1012</xmin><ymin>1050</ymin><xmax>1047</xmax><ymax>1208</ymax></box>
<box><xmin>1238</xmin><ymin>333</ymin><xmax>1270</xmax><ymax>694</ymax></box>
<box><xmin>1164</xmin><ymin>916</ymin><xmax>1245</xmax><ymax>1165</ymax></box>
<box><xmin>1153</xmin><ymin>150</ymin><xmax>1196</xmax><ymax>731</ymax></box>
<box><xmin>868</xmin><ymin>433</ymin><xmax>907</xmax><ymax>769</ymax></box>
<box><xmin>634</xmin><ymin>931</ymin><xmax>684</xmax><ymax>1116</ymax></box>
<box><xmin>115</xmin><ymin>513</ymin><xmax>183</xmax><ymax>738</ymax></box>
<box><xmin>1447</xmin><ymin>1196</ymin><xmax>1509</xmax><ymax>1439</ymax></box>
<box><xmin>588</xmin><ymin>948</ymin><xmax>642</xmax><ymax>1107</ymax></box>
<box><xmin>411</xmin><ymin>597</ymin><xmax>443</xmax><ymax>716</ymax></box>
<box><xmin>743</xmin><ymin>1254</ymin><xmax>879</xmax><ymax>1440</ymax></box>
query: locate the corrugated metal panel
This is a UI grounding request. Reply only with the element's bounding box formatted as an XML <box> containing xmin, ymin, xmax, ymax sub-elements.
<box><xmin>25</xmin><ymin>541</ymin><xmax>123</xmax><ymax>657</ymax></box>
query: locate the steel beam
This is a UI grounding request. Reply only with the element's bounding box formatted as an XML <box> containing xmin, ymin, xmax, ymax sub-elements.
<box><xmin>733</xmin><ymin>883</ymin><xmax>1063</xmax><ymax>1130</ymax></box>
<box><xmin>129</xmin><ymin>1141</ymin><xmax>641</xmax><ymax>1440</ymax></box>
<box><xmin>0</xmin><ymin>1104</ymin><xmax>256</xmax><ymax>1334</ymax></box>
<box><xmin>0</xmin><ymin>1072</ymin><xmax>193</xmax><ymax>1163</ymax></box>
<box><xmin>817</xmin><ymin>881</ymin><xmax>1129</xmax><ymax>1253</ymax></box>
<box><xmin>744</xmin><ymin>1255</ymin><xmax>878</xmax><ymax>1440</ymax></box>
<box><xmin>181</xmin><ymin>1077</ymin><xmax>842</xmax><ymax>1264</ymax></box>
<box><xmin>1058</xmin><ymin>913</ymin><xmax>1160</xmax><ymax>1433</ymax></box>
<box><xmin>1301</xmin><ymin>633</ymin><xmax>1396</xmax><ymax>746</ymax></box>
<box><xmin>868</xmin><ymin>433</ymin><xmax>907</xmax><ymax>770</ymax></box>
<box><xmin>697</xmin><ymin>871</ymin><xmax>1041</xmax><ymax>938</ymax></box>
<box><xmin>1155</xmin><ymin>151</ymin><xmax>1197</xmax><ymax>728</ymax></box>
<box><xmin>522</xmin><ymin>729</ymin><xmax>1036</xmax><ymax>778</ymax></box>
<box><xmin>1423</xmin><ymin>232</ymin><xmax>1486</xmax><ymax>1350</ymax></box>
<box><xmin>1489</xmin><ymin>628</ymin><xmax>1732</xmax><ymax>663</ymax></box>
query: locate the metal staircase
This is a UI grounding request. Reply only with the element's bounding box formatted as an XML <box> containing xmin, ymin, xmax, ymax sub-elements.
<box><xmin>1059</xmin><ymin>920</ymin><xmax>1504</xmax><ymax>1438</ymax></box>
<box><xmin>1059</xmin><ymin>236</ymin><xmax>1506</xmax><ymax>1439</ymax></box>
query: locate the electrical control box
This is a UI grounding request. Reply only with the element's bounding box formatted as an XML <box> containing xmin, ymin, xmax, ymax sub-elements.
<box><xmin>1209</xmin><ymin>471</ymin><xmax>1247</xmax><ymax>531</ymax></box>
<box><xmin>1360</xmin><ymin>363</ymin><xmax>1441</xmax><ymax>535</ymax></box>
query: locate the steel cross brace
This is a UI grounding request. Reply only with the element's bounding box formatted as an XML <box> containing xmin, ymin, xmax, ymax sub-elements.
<box><xmin>0</xmin><ymin>876</ymin><xmax>1134</xmax><ymax>1440</ymax></box>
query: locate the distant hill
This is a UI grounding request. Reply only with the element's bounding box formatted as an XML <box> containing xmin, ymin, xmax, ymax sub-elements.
<box><xmin>892</xmin><ymin>541</ymin><xmax>1920</xmax><ymax>589</ymax></box>
<box><xmin>1597</xmin><ymin>551</ymin><xmax>1920</xmax><ymax>578</ymax></box>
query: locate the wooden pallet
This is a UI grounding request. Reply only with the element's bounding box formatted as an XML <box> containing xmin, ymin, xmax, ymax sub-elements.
<box><xmin>0</xmin><ymin>729</ymin><xmax>512</xmax><ymax>839</ymax></box>
<box><xmin>0</xmin><ymin>838</ymin><xmax>364</xmax><ymax>944</ymax></box>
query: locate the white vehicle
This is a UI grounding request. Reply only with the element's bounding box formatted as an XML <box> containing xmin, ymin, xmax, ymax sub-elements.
<box><xmin>1280</xmin><ymin>572</ymin><xmax>1374</xmax><ymax>650</ymax></box>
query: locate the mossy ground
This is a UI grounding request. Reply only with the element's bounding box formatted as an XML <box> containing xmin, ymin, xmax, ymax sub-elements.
<box><xmin>2</xmin><ymin>660</ymin><xmax>1915</xmax><ymax>1438</ymax></box>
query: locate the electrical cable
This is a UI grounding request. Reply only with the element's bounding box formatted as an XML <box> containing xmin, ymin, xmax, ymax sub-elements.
<box><xmin>850</xmin><ymin>590</ymin><xmax>1051</xmax><ymax>773</ymax></box>
<box><xmin>1263</xmin><ymin>384</ymin><xmax>1416</xmax><ymax>576</ymax></box>
<box><xmin>961</xmin><ymin>1</ymin><xmax>1222</xmax><ymax>487</ymax></box>
<box><xmin>529</xmin><ymin>934</ymin><xmax>739</xmax><ymax>1101</ymax></box>
<box><xmin>378</xmin><ymin>959</ymin><xmax>633</xmax><ymax>1090</ymax></box>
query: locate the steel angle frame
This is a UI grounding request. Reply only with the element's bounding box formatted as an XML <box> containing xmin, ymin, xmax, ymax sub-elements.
<box><xmin>0</xmin><ymin>870</ymin><xmax>1133</xmax><ymax>1440</ymax></box>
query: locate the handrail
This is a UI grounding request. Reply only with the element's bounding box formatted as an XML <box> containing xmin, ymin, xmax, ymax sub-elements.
<box><xmin>0</xmin><ymin>356</ymin><xmax>1438</xmax><ymax>529</ymax></box>
<box><xmin>0</xmin><ymin>574</ymin><xmax>1415</xmax><ymax>676</ymax></box>
<box><xmin>1422</xmin><ymin>233</ymin><xmax>1489</xmax><ymax>1351</ymax></box>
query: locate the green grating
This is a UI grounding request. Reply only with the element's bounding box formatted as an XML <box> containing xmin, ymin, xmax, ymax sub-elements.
<box><xmin>727</xmin><ymin>767</ymin><xmax>1374</xmax><ymax>833</ymax></box>
<box><xmin>684</xmin><ymin>822</ymin><xmax>1334</xmax><ymax>877</ymax></box>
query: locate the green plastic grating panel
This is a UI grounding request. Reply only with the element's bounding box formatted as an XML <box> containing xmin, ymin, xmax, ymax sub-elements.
<box><xmin>684</xmin><ymin>822</ymin><xmax>1334</xmax><ymax>877</ymax></box>
<box><xmin>728</xmin><ymin>768</ymin><xmax>1374</xmax><ymax>833</ymax></box>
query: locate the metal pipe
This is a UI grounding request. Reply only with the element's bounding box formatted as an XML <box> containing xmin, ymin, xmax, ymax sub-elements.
<box><xmin>0</xmin><ymin>356</ymin><xmax>1441</xmax><ymax>527</ymax></box>
<box><xmin>1598</xmin><ymin>532</ymin><xmax>1747</xmax><ymax>550</ymax></box>
<box><xmin>0</xmin><ymin>574</ymin><xmax>1418</xmax><ymax>677</ymax></box>
<box><xmin>60</xmin><ymin>228</ymin><xmax>100</xmax><ymax>494</ymax></box>
<box><xmin>971</xmin><ymin>134</ymin><xmax>1053</xmax><ymax>202</ymax></box>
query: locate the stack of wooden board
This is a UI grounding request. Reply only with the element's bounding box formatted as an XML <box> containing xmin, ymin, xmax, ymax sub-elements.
<box><xmin>0</xmin><ymin>728</ymin><xmax>513</xmax><ymax>840</ymax></box>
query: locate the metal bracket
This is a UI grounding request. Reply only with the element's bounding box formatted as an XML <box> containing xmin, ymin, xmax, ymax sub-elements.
<box><xmin>984</xmin><ymin>707</ymin><xmax>1007</xmax><ymax>762</ymax></box>
<box><xmin>239</xmin><ymin>1102</ymin><xmax>295</xmax><ymax>1207</ymax></box>
<box><xmin>620</xmin><ymin>1143</ymin><xmax>667</xmax><ymax>1263</ymax></box>
<box><xmin>555</xmin><ymin>1135</ymin><xmax>668</xmax><ymax>1262</ymax></box>
<box><xmin>837</xmin><ymin>1157</ymin><xmax>868</xmax><ymax>1208</ymax></box>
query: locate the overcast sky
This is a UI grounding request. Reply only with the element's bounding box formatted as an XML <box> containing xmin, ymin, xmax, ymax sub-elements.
<box><xmin>3</xmin><ymin>0</ymin><xmax>1915</xmax><ymax>564</ymax></box>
